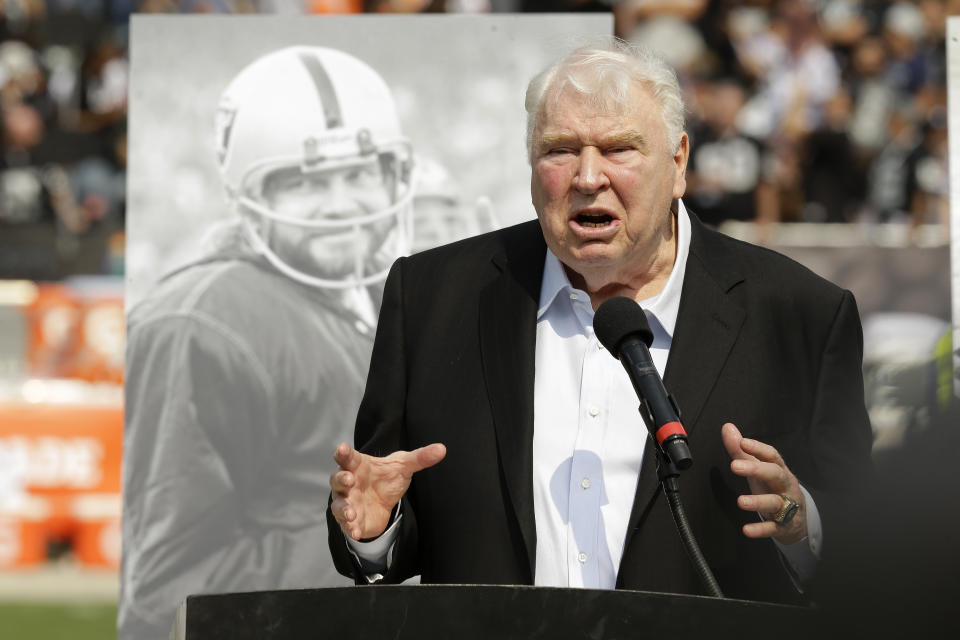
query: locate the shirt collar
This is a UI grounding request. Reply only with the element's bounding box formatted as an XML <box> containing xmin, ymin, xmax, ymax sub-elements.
<box><xmin>537</xmin><ymin>244</ymin><xmax>572</xmax><ymax>320</ymax></box>
<box><xmin>537</xmin><ymin>199</ymin><xmax>692</xmax><ymax>340</ymax></box>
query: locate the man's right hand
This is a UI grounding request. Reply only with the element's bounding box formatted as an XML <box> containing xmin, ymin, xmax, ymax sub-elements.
<box><xmin>330</xmin><ymin>442</ymin><xmax>447</xmax><ymax>541</ymax></box>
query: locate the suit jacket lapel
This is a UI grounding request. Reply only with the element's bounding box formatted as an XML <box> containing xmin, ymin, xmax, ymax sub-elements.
<box><xmin>478</xmin><ymin>221</ymin><xmax>545</xmax><ymax>583</ymax></box>
<box><xmin>621</xmin><ymin>215</ymin><xmax>746</xmax><ymax>559</ymax></box>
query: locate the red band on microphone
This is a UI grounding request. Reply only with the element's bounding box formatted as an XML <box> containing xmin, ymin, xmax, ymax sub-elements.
<box><xmin>656</xmin><ymin>421</ymin><xmax>687</xmax><ymax>444</ymax></box>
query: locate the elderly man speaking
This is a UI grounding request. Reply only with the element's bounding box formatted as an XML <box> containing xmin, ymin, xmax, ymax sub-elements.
<box><xmin>327</xmin><ymin>38</ymin><xmax>872</xmax><ymax>603</ymax></box>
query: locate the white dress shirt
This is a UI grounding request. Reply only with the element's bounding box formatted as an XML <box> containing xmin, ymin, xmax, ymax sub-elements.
<box><xmin>347</xmin><ymin>201</ymin><xmax>820</xmax><ymax>586</ymax></box>
<box><xmin>531</xmin><ymin>203</ymin><xmax>690</xmax><ymax>588</ymax></box>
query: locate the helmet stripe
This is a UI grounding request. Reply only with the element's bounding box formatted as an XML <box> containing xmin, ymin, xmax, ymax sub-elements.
<box><xmin>298</xmin><ymin>52</ymin><xmax>343</xmax><ymax>129</ymax></box>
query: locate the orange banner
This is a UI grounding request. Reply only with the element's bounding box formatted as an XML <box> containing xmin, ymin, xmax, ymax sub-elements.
<box><xmin>24</xmin><ymin>281</ymin><xmax>124</xmax><ymax>384</ymax></box>
<box><xmin>0</xmin><ymin>403</ymin><xmax>123</xmax><ymax>495</ymax></box>
<box><xmin>0</xmin><ymin>402</ymin><xmax>122</xmax><ymax>568</ymax></box>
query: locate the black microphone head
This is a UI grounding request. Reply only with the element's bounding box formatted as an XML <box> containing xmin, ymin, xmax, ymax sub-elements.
<box><xmin>594</xmin><ymin>296</ymin><xmax>653</xmax><ymax>356</ymax></box>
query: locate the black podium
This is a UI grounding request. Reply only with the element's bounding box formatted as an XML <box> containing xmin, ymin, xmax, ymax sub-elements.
<box><xmin>171</xmin><ymin>585</ymin><xmax>822</xmax><ymax>639</ymax></box>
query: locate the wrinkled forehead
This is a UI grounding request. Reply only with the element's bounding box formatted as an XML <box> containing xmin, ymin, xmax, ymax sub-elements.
<box><xmin>534</xmin><ymin>81</ymin><xmax>656</xmax><ymax>134</ymax></box>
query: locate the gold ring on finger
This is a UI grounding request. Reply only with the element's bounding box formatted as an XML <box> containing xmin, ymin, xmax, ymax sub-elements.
<box><xmin>772</xmin><ymin>495</ymin><xmax>800</xmax><ymax>524</ymax></box>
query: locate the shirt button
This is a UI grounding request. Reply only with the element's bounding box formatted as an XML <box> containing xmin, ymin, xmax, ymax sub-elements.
<box><xmin>578</xmin><ymin>552</ymin><xmax>588</xmax><ymax>564</ymax></box>
<box><xmin>570</xmin><ymin>292</ymin><xmax>579</xmax><ymax>300</ymax></box>
<box><xmin>588</xmin><ymin>406</ymin><xmax>600</xmax><ymax>417</ymax></box>
<box><xmin>581</xmin><ymin>477</ymin><xmax>591</xmax><ymax>490</ymax></box>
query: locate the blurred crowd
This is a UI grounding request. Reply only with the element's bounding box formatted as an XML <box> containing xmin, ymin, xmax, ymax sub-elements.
<box><xmin>0</xmin><ymin>0</ymin><xmax>953</xmax><ymax>285</ymax></box>
<box><xmin>0</xmin><ymin>1</ymin><xmax>130</xmax><ymax>281</ymax></box>
<box><xmin>666</xmin><ymin>0</ymin><xmax>951</xmax><ymax>231</ymax></box>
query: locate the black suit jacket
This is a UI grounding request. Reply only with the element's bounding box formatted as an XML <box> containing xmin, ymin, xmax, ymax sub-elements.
<box><xmin>328</xmin><ymin>214</ymin><xmax>873</xmax><ymax>603</ymax></box>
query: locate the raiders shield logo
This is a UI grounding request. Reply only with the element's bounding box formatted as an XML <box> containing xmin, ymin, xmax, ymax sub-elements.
<box><xmin>214</xmin><ymin>100</ymin><xmax>238</xmax><ymax>165</ymax></box>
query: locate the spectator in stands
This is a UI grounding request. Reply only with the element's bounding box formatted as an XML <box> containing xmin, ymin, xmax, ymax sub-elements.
<box><xmin>614</xmin><ymin>0</ymin><xmax>709</xmax><ymax>50</ymax></box>
<box><xmin>866</xmin><ymin>101</ymin><xmax>921</xmax><ymax>223</ymax></box>
<box><xmin>69</xmin><ymin>120</ymin><xmax>126</xmax><ymax>229</ymax></box>
<box><xmin>882</xmin><ymin>1</ymin><xmax>934</xmax><ymax>97</ymax></box>
<box><xmin>0</xmin><ymin>101</ymin><xmax>52</xmax><ymax>227</ymax></box>
<box><xmin>846</xmin><ymin>36</ymin><xmax>895</xmax><ymax>156</ymax></box>
<box><xmin>733</xmin><ymin>0</ymin><xmax>840</xmax><ymax>141</ymax></box>
<box><xmin>905</xmin><ymin>106</ymin><xmax>948</xmax><ymax>230</ymax></box>
<box><xmin>685</xmin><ymin>77</ymin><xmax>770</xmax><ymax>227</ymax></box>
<box><xmin>77</xmin><ymin>30</ymin><xmax>127</xmax><ymax>134</ymax></box>
<box><xmin>800</xmin><ymin>88</ymin><xmax>865</xmax><ymax>223</ymax></box>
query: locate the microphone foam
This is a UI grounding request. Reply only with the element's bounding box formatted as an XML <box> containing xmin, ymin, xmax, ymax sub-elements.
<box><xmin>594</xmin><ymin>296</ymin><xmax>653</xmax><ymax>356</ymax></box>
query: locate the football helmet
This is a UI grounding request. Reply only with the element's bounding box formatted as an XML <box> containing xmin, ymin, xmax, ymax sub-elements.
<box><xmin>215</xmin><ymin>46</ymin><xmax>414</xmax><ymax>289</ymax></box>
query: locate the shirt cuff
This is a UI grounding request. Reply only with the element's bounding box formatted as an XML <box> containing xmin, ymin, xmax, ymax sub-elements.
<box><xmin>772</xmin><ymin>484</ymin><xmax>822</xmax><ymax>585</ymax></box>
<box><xmin>344</xmin><ymin>504</ymin><xmax>403</xmax><ymax>582</ymax></box>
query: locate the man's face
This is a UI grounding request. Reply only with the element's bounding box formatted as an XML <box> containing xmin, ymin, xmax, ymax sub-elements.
<box><xmin>260</xmin><ymin>157</ymin><xmax>396</xmax><ymax>281</ymax></box>
<box><xmin>530</xmin><ymin>83</ymin><xmax>688</xmax><ymax>288</ymax></box>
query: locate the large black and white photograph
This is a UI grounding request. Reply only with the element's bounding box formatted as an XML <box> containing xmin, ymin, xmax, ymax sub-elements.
<box><xmin>124</xmin><ymin>15</ymin><xmax>616</xmax><ymax>306</ymax></box>
<box><xmin>120</xmin><ymin>14</ymin><xmax>611</xmax><ymax>640</ymax></box>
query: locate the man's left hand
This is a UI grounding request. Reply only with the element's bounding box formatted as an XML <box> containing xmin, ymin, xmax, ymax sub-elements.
<box><xmin>721</xmin><ymin>422</ymin><xmax>807</xmax><ymax>545</ymax></box>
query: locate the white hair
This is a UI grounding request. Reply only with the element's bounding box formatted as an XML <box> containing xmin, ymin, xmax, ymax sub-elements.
<box><xmin>524</xmin><ymin>37</ymin><xmax>686</xmax><ymax>158</ymax></box>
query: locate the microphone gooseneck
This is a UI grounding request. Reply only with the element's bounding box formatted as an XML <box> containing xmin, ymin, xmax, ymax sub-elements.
<box><xmin>595</xmin><ymin>296</ymin><xmax>724</xmax><ymax>598</ymax></box>
<box><xmin>594</xmin><ymin>296</ymin><xmax>692</xmax><ymax>470</ymax></box>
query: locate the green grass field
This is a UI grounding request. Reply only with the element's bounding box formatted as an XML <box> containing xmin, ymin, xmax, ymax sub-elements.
<box><xmin>0</xmin><ymin>603</ymin><xmax>117</xmax><ymax>640</ymax></box>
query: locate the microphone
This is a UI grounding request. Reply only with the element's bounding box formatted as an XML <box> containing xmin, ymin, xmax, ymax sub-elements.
<box><xmin>594</xmin><ymin>296</ymin><xmax>693</xmax><ymax>470</ymax></box>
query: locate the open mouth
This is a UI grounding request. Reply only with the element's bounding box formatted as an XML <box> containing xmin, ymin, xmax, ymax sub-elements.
<box><xmin>575</xmin><ymin>212</ymin><xmax>615</xmax><ymax>228</ymax></box>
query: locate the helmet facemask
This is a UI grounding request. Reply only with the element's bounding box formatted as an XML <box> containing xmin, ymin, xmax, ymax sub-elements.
<box><xmin>238</xmin><ymin>135</ymin><xmax>414</xmax><ymax>290</ymax></box>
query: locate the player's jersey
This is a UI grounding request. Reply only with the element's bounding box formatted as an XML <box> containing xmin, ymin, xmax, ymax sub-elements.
<box><xmin>119</xmin><ymin>245</ymin><xmax>376</xmax><ymax>639</ymax></box>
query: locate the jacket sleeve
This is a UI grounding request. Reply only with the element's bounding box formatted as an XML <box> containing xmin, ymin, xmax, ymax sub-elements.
<box><xmin>801</xmin><ymin>290</ymin><xmax>875</xmax><ymax>531</ymax></box>
<box><xmin>327</xmin><ymin>257</ymin><xmax>422</xmax><ymax>584</ymax></box>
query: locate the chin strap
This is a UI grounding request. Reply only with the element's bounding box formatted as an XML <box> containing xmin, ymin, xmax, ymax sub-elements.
<box><xmin>236</xmin><ymin>177</ymin><xmax>414</xmax><ymax>290</ymax></box>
